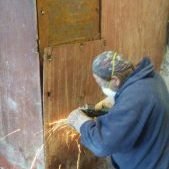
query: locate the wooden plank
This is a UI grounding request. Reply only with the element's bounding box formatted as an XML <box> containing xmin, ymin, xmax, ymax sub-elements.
<box><xmin>41</xmin><ymin>1</ymin><xmax>169</xmax><ymax>168</ymax></box>
<box><xmin>43</xmin><ymin>40</ymin><xmax>111</xmax><ymax>169</ymax></box>
<box><xmin>0</xmin><ymin>0</ymin><xmax>44</xmax><ymax>169</ymax></box>
<box><xmin>37</xmin><ymin>0</ymin><xmax>101</xmax><ymax>55</ymax></box>
<box><xmin>102</xmin><ymin>0</ymin><xmax>169</xmax><ymax>68</ymax></box>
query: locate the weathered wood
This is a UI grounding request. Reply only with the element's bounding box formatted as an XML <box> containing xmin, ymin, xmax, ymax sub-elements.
<box><xmin>37</xmin><ymin>0</ymin><xmax>101</xmax><ymax>55</ymax></box>
<box><xmin>0</xmin><ymin>1</ymin><xmax>44</xmax><ymax>169</ymax></box>
<box><xmin>102</xmin><ymin>0</ymin><xmax>169</xmax><ymax>68</ymax></box>
<box><xmin>42</xmin><ymin>1</ymin><xmax>169</xmax><ymax>169</ymax></box>
<box><xmin>43</xmin><ymin>40</ymin><xmax>110</xmax><ymax>169</ymax></box>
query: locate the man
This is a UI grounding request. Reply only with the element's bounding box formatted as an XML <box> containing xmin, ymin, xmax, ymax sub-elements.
<box><xmin>68</xmin><ymin>51</ymin><xmax>169</xmax><ymax>169</ymax></box>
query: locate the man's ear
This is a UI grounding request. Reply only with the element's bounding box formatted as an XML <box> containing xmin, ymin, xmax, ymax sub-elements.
<box><xmin>111</xmin><ymin>76</ymin><xmax>121</xmax><ymax>87</ymax></box>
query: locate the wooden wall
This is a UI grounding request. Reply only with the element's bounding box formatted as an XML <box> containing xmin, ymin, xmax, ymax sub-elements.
<box><xmin>37</xmin><ymin>0</ymin><xmax>101</xmax><ymax>56</ymax></box>
<box><xmin>41</xmin><ymin>0</ymin><xmax>169</xmax><ymax>169</ymax></box>
<box><xmin>102</xmin><ymin>0</ymin><xmax>169</xmax><ymax>68</ymax></box>
<box><xmin>0</xmin><ymin>1</ymin><xmax>44</xmax><ymax>169</ymax></box>
<box><xmin>43</xmin><ymin>40</ymin><xmax>110</xmax><ymax>169</ymax></box>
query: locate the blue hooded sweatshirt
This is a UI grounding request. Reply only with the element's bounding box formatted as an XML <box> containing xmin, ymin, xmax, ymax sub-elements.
<box><xmin>80</xmin><ymin>58</ymin><xmax>169</xmax><ymax>169</ymax></box>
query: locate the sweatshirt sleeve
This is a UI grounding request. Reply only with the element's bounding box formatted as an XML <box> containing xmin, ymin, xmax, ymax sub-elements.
<box><xmin>80</xmin><ymin>87</ymin><xmax>154</xmax><ymax>157</ymax></box>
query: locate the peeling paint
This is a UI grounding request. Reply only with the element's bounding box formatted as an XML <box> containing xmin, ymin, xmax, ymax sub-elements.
<box><xmin>0</xmin><ymin>0</ymin><xmax>44</xmax><ymax>168</ymax></box>
<box><xmin>0</xmin><ymin>140</ymin><xmax>44</xmax><ymax>169</ymax></box>
<box><xmin>0</xmin><ymin>141</ymin><xmax>28</xmax><ymax>169</ymax></box>
<box><xmin>7</xmin><ymin>97</ymin><xmax>18</xmax><ymax>112</ymax></box>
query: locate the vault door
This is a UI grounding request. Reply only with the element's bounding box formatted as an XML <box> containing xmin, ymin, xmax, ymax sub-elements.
<box><xmin>37</xmin><ymin>0</ymin><xmax>109</xmax><ymax>168</ymax></box>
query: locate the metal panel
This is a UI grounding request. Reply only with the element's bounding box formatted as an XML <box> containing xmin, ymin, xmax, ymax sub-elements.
<box><xmin>102</xmin><ymin>0</ymin><xmax>169</xmax><ymax>68</ymax></box>
<box><xmin>0</xmin><ymin>1</ymin><xmax>44</xmax><ymax>169</ymax></box>
<box><xmin>43</xmin><ymin>40</ymin><xmax>110</xmax><ymax>169</ymax></box>
<box><xmin>37</xmin><ymin>0</ymin><xmax>101</xmax><ymax>54</ymax></box>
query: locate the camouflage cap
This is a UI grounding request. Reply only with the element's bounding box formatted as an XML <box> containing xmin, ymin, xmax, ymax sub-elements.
<box><xmin>92</xmin><ymin>51</ymin><xmax>133</xmax><ymax>81</ymax></box>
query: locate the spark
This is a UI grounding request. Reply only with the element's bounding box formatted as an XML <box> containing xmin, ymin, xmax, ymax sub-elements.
<box><xmin>52</xmin><ymin>125</ymin><xmax>67</xmax><ymax>132</ymax></box>
<box><xmin>33</xmin><ymin>130</ymin><xmax>43</xmax><ymax>136</ymax></box>
<box><xmin>48</xmin><ymin>119</ymin><xmax>68</xmax><ymax>126</ymax></box>
<box><xmin>45</xmin><ymin>127</ymin><xmax>55</xmax><ymax>137</ymax></box>
<box><xmin>0</xmin><ymin>129</ymin><xmax>21</xmax><ymax>141</ymax></box>
<box><xmin>76</xmin><ymin>142</ymin><xmax>81</xmax><ymax>169</ymax></box>
<box><xmin>29</xmin><ymin>144</ymin><xmax>44</xmax><ymax>169</ymax></box>
<box><xmin>47</xmin><ymin>118</ymin><xmax>69</xmax><ymax>136</ymax></box>
<box><xmin>65</xmin><ymin>130</ymin><xmax>72</xmax><ymax>148</ymax></box>
<box><xmin>70</xmin><ymin>132</ymin><xmax>78</xmax><ymax>140</ymax></box>
<box><xmin>58</xmin><ymin>164</ymin><xmax>62</xmax><ymax>169</ymax></box>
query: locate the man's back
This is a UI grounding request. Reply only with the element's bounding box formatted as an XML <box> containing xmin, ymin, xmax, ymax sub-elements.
<box><xmin>112</xmin><ymin>72</ymin><xmax>169</xmax><ymax>169</ymax></box>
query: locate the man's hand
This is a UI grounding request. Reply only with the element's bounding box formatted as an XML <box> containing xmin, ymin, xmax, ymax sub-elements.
<box><xmin>67</xmin><ymin>108</ymin><xmax>92</xmax><ymax>133</ymax></box>
<box><xmin>95</xmin><ymin>96</ymin><xmax>115</xmax><ymax>110</ymax></box>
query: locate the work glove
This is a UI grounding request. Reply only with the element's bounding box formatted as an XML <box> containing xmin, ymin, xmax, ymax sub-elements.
<box><xmin>67</xmin><ymin>108</ymin><xmax>92</xmax><ymax>133</ymax></box>
<box><xmin>95</xmin><ymin>96</ymin><xmax>115</xmax><ymax>110</ymax></box>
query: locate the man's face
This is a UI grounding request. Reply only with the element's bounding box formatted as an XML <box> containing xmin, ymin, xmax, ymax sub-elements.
<box><xmin>93</xmin><ymin>74</ymin><xmax>120</xmax><ymax>93</ymax></box>
<box><xmin>93</xmin><ymin>74</ymin><xmax>117</xmax><ymax>97</ymax></box>
<box><xmin>93</xmin><ymin>74</ymin><xmax>109</xmax><ymax>88</ymax></box>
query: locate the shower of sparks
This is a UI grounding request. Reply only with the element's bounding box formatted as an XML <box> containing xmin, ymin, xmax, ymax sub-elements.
<box><xmin>29</xmin><ymin>144</ymin><xmax>44</xmax><ymax>169</ymax></box>
<box><xmin>0</xmin><ymin>129</ymin><xmax>21</xmax><ymax>141</ymax></box>
<box><xmin>47</xmin><ymin>118</ymin><xmax>82</xmax><ymax>168</ymax></box>
<box><xmin>48</xmin><ymin>118</ymin><xmax>79</xmax><ymax>142</ymax></box>
<box><xmin>29</xmin><ymin>120</ymin><xmax>70</xmax><ymax>169</ymax></box>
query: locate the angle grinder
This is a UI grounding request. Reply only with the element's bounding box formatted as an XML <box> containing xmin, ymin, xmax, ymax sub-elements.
<box><xmin>80</xmin><ymin>104</ymin><xmax>109</xmax><ymax>118</ymax></box>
